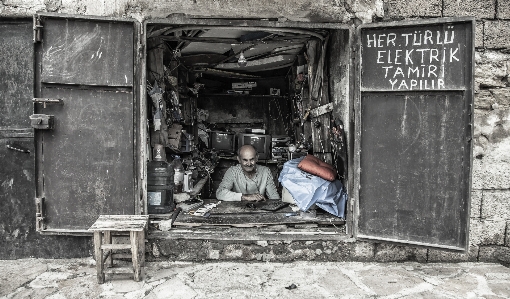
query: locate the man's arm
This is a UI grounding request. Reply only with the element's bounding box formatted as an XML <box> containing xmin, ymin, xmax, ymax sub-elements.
<box><xmin>264</xmin><ymin>168</ymin><xmax>280</xmax><ymax>199</ymax></box>
<box><xmin>216</xmin><ymin>167</ymin><xmax>243</xmax><ymax>201</ymax></box>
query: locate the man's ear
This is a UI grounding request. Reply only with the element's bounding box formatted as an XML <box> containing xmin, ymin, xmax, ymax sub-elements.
<box><xmin>237</xmin><ymin>155</ymin><xmax>241</xmax><ymax>163</ymax></box>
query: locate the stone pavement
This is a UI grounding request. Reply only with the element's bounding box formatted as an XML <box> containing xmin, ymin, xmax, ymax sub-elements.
<box><xmin>1</xmin><ymin>258</ymin><xmax>509</xmax><ymax>298</ymax></box>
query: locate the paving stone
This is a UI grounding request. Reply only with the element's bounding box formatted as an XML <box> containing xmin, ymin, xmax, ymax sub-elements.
<box><xmin>3</xmin><ymin>258</ymin><xmax>510</xmax><ymax>298</ymax></box>
<box><xmin>150</xmin><ymin>277</ymin><xmax>197</xmax><ymax>299</ymax></box>
<box><xmin>356</xmin><ymin>265</ymin><xmax>425</xmax><ymax>296</ymax></box>
<box><xmin>316</xmin><ymin>267</ymin><xmax>369</xmax><ymax>297</ymax></box>
<box><xmin>57</xmin><ymin>274</ymin><xmax>103</xmax><ymax>298</ymax></box>
<box><xmin>6</xmin><ymin>287</ymin><xmax>58</xmax><ymax>299</ymax></box>
<box><xmin>109</xmin><ymin>278</ymin><xmax>146</xmax><ymax>293</ymax></box>
<box><xmin>29</xmin><ymin>272</ymin><xmax>74</xmax><ymax>289</ymax></box>
<box><xmin>434</xmin><ymin>272</ymin><xmax>482</xmax><ymax>297</ymax></box>
<box><xmin>0</xmin><ymin>259</ymin><xmax>47</xmax><ymax>296</ymax></box>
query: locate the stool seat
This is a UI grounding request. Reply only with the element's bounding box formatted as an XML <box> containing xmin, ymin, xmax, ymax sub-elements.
<box><xmin>89</xmin><ymin>215</ymin><xmax>149</xmax><ymax>284</ymax></box>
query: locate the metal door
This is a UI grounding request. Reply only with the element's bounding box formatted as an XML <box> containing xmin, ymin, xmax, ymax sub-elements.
<box><xmin>34</xmin><ymin>14</ymin><xmax>138</xmax><ymax>233</ymax></box>
<box><xmin>354</xmin><ymin>18</ymin><xmax>474</xmax><ymax>251</ymax></box>
<box><xmin>0</xmin><ymin>19</ymin><xmax>36</xmax><ymax>255</ymax></box>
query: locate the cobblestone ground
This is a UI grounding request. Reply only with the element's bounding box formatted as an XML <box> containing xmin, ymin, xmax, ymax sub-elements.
<box><xmin>1</xmin><ymin>258</ymin><xmax>509</xmax><ymax>298</ymax></box>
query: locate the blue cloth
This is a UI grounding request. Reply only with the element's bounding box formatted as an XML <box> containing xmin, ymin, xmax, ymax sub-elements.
<box><xmin>278</xmin><ymin>157</ymin><xmax>348</xmax><ymax>218</ymax></box>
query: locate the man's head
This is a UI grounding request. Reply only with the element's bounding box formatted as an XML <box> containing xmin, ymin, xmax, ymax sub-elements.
<box><xmin>237</xmin><ymin>145</ymin><xmax>258</xmax><ymax>174</ymax></box>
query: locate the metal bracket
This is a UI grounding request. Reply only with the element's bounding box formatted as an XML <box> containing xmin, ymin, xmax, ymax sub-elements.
<box><xmin>33</xmin><ymin>98</ymin><xmax>64</xmax><ymax>108</ymax></box>
<box><xmin>33</xmin><ymin>15</ymin><xmax>43</xmax><ymax>43</ymax></box>
<box><xmin>310</xmin><ymin>102</ymin><xmax>333</xmax><ymax>118</ymax></box>
<box><xmin>35</xmin><ymin>197</ymin><xmax>46</xmax><ymax>231</ymax></box>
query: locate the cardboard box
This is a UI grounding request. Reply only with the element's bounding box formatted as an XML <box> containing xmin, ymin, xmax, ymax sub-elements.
<box><xmin>168</xmin><ymin>124</ymin><xmax>183</xmax><ymax>150</ymax></box>
<box><xmin>232</xmin><ymin>82</ymin><xmax>257</xmax><ymax>89</ymax></box>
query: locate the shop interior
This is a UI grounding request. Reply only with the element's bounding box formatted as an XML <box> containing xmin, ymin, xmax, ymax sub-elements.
<box><xmin>144</xmin><ymin>22</ymin><xmax>349</xmax><ymax>229</ymax></box>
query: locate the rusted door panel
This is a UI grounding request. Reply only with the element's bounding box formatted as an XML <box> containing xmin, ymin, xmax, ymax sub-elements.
<box><xmin>0</xmin><ymin>138</ymin><xmax>35</xmax><ymax>242</ymax></box>
<box><xmin>38</xmin><ymin>87</ymin><xmax>134</xmax><ymax>229</ymax></box>
<box><xmin>356</xmin><ymin>18</ymin><xmax>474</xmax><ymax>251</ymax></box>
<box><xmin>40</xmin><ymin>18</ymin><xmax>133</xmax><ymax>86</ymax></box>
<box><xmin>35</xmin><ymin>15</ymin><xmax>136</xmax><ymax>232</ymax></box>
<box><xmin>0</xmin><ymin>21</ymin><xmax>34</xmax><ymax>130</ymax></box>
<box><xmin>358</xmin><ymin>93</ymin><xmax>469</xmax><ymax>248</ymax></box>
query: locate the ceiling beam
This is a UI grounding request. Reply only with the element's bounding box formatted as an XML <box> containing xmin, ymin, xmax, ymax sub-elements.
<box><xmin>159</xmin><ymin>26</ymin><xmax>325</xmax><ymax>41</ymax></box>
<box><xmin>152</xmin><ymin>35</ymin><xmax>308</xmax><ymax>45</ymax></box>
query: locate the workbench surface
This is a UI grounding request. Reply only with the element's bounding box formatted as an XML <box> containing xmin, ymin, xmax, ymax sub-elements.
<box><xmin>152</xmin><ymin>199</ymin><xmax>345</xmax><ymax>228</ymax></box>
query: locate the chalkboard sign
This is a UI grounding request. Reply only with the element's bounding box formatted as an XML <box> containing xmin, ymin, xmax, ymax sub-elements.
<box><xmin>361</xmin><ymin>23</ymin><xmax>469</xmax><ymax>91</ymax></box>
<box><xmin>355</xmin><ymin>18</ymin><xmax>474</xmax><ymax>251</ymax></box>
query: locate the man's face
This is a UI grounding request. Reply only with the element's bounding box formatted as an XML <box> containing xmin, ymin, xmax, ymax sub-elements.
<box><xmin>238</xmin><ymin>146</ymin><xmax>258</xmax><ymax>174</ymax></box>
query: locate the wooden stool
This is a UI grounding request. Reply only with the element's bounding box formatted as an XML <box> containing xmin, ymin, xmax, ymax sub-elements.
<box><xmin>88</xmin><ymin>215</ymin><xmax>149</xmax><ymax>284</ymax></box>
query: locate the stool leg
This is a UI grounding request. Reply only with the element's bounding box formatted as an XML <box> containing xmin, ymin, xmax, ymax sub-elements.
<box><xmin>131</xmin><ymin>231</ymin><xmax>142</xmax><ymax>282</ymax></box>
<box><xmin>103</xmin><ymin>231</ymin><xmax>113</xmax><ymax>268</ymax></box>
<box><xmin>94</xmin><ymin>231</ymin><xmax>105</xmax><ymax>284</ymax></box>
<box><xmin>139</xmin><ymin>231</ymin><xmax>146</xmax><ymax>267</ymax></box>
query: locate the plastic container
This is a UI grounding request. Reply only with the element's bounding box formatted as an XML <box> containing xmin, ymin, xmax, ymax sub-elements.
<box><xmin>172</xmin><ymin>156</ymin><xmax>184</xmax><ymax>193</ymax></box>
<box><xmin>147</xmin><ymin>160</ymin><xmax>175</xmax><ymax>214</ymax></box>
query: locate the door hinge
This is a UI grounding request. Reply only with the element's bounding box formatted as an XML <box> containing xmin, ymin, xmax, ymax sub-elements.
<box><xmin>137</xmin><ymin>42</ymin><xmax>144</xmax><ymax>56</ymax></box>
<box><xmin>35</xmin><ymin>197</ymin><xmax>46</xmax><ymax>231</ymax></box>
<box><xmin>33</xmin><ymin>15</ymin><xmax>43</xmax><ymax>43</ymax></box>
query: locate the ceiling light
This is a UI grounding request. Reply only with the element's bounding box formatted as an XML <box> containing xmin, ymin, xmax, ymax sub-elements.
<box><xmin>238</xmin><ymin>51</ymin><xmax>247</xmax><ymax>67</ymax></box>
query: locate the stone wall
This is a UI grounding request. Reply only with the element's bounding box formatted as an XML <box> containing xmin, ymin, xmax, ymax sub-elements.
<box><xmin>0</xmin><ymin>0</ymin><xmax>508</xmax><ymax>262</ymax></box>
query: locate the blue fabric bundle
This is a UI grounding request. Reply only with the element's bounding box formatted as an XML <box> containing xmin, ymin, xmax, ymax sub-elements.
<box><xmin>278</xmin><ymin>157</ymin><xmax>348</xmax><ymax>218</ymax></box>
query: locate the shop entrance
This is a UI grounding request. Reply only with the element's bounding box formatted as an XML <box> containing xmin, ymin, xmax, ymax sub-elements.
<box><xmin>143</xmin><ymin>18</ymin><xmax>352</xmax><ymax>231</ymax></box>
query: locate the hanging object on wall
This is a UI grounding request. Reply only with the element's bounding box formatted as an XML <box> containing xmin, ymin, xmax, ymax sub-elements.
<box><xmin>154</xmin><ymin>108</ymin><xmax>162</xmax><ymax>131</ymax></box>
<box><xmin>148</xmin><ymin>81</ymin><xmax>164</xmax><ymax>109</ymax></box>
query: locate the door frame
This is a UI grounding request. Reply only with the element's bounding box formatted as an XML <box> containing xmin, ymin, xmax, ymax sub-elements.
<box><xmin>140</xmin><ymin>16</ymin><xmax>354</xmax><ymax>223</ymax></box>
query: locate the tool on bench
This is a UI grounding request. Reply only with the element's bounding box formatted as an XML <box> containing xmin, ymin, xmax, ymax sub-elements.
<box><xmin>259</xmin><ymin>201</ymin><xmax>290</xmax><ymax>212</ymax></box>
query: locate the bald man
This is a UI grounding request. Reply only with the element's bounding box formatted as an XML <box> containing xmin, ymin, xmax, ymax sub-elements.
<box><xmin>216</xmin><ymin>145</ymin><xmax>280</xmax><ymax>202</ymax></box>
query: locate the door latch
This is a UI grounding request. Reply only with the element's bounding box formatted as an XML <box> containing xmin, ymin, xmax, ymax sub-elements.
<box><xmin>29</xmin><ymin>114</ymin><xmax>54</xmax><ymax>130</ymax></box>
<box><xmin>33</xmin><ymin>98</ymin><xmax>63</xmax><ymax>108</ymax></box>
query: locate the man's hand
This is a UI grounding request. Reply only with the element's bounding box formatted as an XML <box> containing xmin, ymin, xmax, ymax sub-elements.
<box><xmin>241</xmin><ymin>193</ymin><xmax>266</xmax><ymax>202</ymax></box>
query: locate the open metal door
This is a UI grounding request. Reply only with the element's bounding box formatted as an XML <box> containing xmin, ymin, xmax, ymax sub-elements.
<box><xmin>33</xmin><ymin>13</ymin><xmax>139</xmax><ymax>233</ymax></box>
<box><xmin>354</xmin><ymin>18</ymin><xmax>474</xmax><ymax>251</ymax></box>
<box><xmin>0</xmin><ymin>19</ymin><xmax>36</xmax><ymax>254</ymax></box>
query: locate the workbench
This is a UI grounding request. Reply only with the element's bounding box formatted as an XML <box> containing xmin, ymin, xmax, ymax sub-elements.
<box><xmin>152</xmin><ymin>198</ymin><xmax>345</xmax><ymax>229</ymax></box>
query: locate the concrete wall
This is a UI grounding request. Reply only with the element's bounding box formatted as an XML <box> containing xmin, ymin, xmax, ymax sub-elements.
<box><xmin>1</xmin><ymin>0</ymin><xmax>509</xmax><ymax>262</ymax></box>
